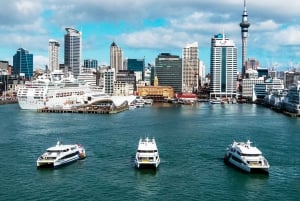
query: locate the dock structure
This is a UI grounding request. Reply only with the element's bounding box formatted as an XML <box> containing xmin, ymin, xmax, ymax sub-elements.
<box><xmin>282</xmin><ymin>111</ymin><xmax>300</xmax><ymax>117</ymax></box>
<box><xmin>37</xmin><ymin>105</ymin><xmax>129</xmax><ymax>114</ymax></box>
<box><xmin>0</xmin><ymin>100</ymin><xmax>18</xmax><ymax>105</ymax></box>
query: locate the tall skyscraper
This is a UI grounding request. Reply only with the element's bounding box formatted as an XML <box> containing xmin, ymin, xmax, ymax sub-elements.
<box><xmin>110</xmin><ymin>41</ymin><xmax>123</xmax><ymax>73</ymax></box>
<box><xmin>13</xmin><ymin>48</ymin><xmax>33</xmax><ymax>79</ymax></box>
<box><xmin>210</xmin><ymin>33</ymin><xmax>237</xmax><ymax>98</ymax></box>
<box><xmin>48</xmin><ymin>39</ymin><xmax>60</xmax><ymax>72</ymax></box>
<box><xmin>64</xmin><ymin>27</ymin><xmax>81</xmax><ymax>77</ymax></box>
<box><xmin>182</xmin><ymin>42</ymin><xmax>199</xmax><ymax>93</ymax></box>
<box><xmin>240</xmin><ymin>0</ymin><xmax>250</xmax><ymax>77</ymax></box>
<box><xmin>127</xmin><ymin>58</ymin><xmax>145</xmax><ymax>80</ymax></box>
<box><xmin>155</xmin><ymin>53</ymin><xmax>182</xmax><ymax>93</ymax></box>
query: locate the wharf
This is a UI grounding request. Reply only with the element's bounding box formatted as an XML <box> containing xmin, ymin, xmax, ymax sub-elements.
<box><xmin>262</xmin><ymin>103</ymin><xmax>300</xmax><ymax>118</ymax></box>
<box><xmin>0</xmin><ymin>100</ymin><xmax>18</xmax><ymax>105</ymax></box>
<box><xmin>37</xmin><ymin>105</ymin><xmax>129</xmax><ymax>114</ymax></box>
<box><xmin>282</xmin><ymin>111</ymin><xmax>300</xmax><ymax>117</ymax></box>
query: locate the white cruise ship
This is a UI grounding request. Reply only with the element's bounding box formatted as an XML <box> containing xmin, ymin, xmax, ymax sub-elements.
<box><xmin>37</xmin><ymin>141</ymin><xmax>86</xmax><ymax>168</ymax></box>
<box><xmin>17</xmin><ymin>70</ymin><xmax>104</xmax><ymax>110</ymax></box>
<box><xmin>224</xmin><ymin>140</ymin><xmax>270</xmax><ymax>174</ymax></box>
<box><xmin>135</xmin><ymin>137</ymin><xmax>160</xmax><ymax>169</ymax></box>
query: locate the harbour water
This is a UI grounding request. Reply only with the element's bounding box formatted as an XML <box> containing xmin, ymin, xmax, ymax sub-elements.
<box><xmin>0</xmin><ymin>103</ymin><xmax>299</xmax><ymax>200</ymax></box>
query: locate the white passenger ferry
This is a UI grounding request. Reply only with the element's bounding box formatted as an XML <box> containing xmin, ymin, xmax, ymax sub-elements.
<box><xmin>135</xmin><ymin>137</ymin><xmax>160</xmax><ymax>169</ymax></box>
<box><xmin>37</xmin><ymin>141</ymin><xmax>86</xmax><ymax>168</ymax></box>
<box><xmin>224</xmin><ymin>140</ymin><xmax>270</xmax><ymax>174</ymax></box>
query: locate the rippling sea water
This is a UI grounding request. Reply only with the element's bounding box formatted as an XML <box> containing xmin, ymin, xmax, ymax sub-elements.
<box><xmin>0</xmin><ymin>103</ymin><xmax>299</xmax><ymax>200</ymax></box>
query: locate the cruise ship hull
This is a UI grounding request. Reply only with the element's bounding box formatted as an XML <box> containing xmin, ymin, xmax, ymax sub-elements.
<box><xmin>18</xmin><ymin>99</ymin><xmax>46</xmax><ymax>110</ymax></box>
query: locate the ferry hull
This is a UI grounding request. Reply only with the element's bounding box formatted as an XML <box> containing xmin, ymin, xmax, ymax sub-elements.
<box><xmin>224</xmin><ymin>154</ymin><xmax>269</xmax><ymax>174</ymax></box>
<box><xmin>37</xmin><ymin>154</ymin><xmax>82</xmax><ymax>168</ymax></box>
<box><xmin>135</xmin><ymin>160</ymin><xmax>160</xmax><ymax>169</ymax></box>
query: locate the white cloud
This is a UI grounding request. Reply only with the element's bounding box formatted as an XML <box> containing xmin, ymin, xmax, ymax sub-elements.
<box><xmin>119</xmin><ymin>28</ymin><xmax>189</xmax><ymax>49</ymax></box>
<box><xmin>0</xmin><ymin>0</ymin><xmax>43</xmax><ymax>26</ymax></box>
<box><xmin>251</xmin><ymin>1</ymin><xmax>300</xmax><ymax>19</ymax></box>
<box><xmin>274</xmin><ymin>26</ymin><xmax>300</xmax><ymax>46</ymax></box>
<box><xmin>0</xmin><ymin>0</ymin><xmax>300</xmax><ymax>70</ymax></box>
<box><xmin>34</xmin><ymin>55</ymin><xmax>48</xmax><ymax>70</ymax></box>
<box><xmin>16</xmin><ymin>0</ymin><xmax>42</xmax><ymax>16</ymax></box>
<box><xmin>118</xmin><ymin>11</ymin><xmax>243</xmax><ymax>55</ymax></box>
<box><xmin>252</xmin><ymin>20</ymin><xmax>280</xmax><ymax>31</ymax></box>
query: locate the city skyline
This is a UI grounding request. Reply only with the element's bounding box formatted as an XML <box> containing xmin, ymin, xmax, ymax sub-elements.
<box><xmin>0</xmin><ymin>0</ymin><xmax>300</xmax><ymax>73</ymax></box>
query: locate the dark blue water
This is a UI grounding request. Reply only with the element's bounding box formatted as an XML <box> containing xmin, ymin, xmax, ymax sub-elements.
<box><xmin>0</xmin><ymin>103</ymin><xmax>299</xmax><ymax>200</ymax></box>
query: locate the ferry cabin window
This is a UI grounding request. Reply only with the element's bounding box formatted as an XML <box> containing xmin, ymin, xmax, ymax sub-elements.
<box><xmin>138</xmin><ymin>150</ymin><xmax>154</xmax><ymax>153</ymax></box>
<box><xmin>241</xmin><ymin>154</ymin><xmax>261</xmax><ymax>157</ymax></box>
<box><xmin>231</xmin><ymin>155</ymin><xmax>244</xmax><ymax>163</ymax></box>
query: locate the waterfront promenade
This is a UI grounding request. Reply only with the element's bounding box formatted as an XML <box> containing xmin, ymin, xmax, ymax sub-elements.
<box><xmin>2</xmin><ymin>97</ymin><xmax>300</xmax><ymax>118</ymax></box>
<box><xmin>37</xmin><ymin>104</ymin><xmax>129</xmax><ymax>114</ymax></box>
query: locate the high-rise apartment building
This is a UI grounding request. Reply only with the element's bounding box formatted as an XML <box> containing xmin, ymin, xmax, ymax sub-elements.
<box><xmin>103</xmin><ymin>68</ymin><xmax>115</xmax><ymax>95</ymax></box>
<box><xmin>13</xmin><ymin>48</ymin><xmax>33</xmax><ymax>79</ymax></box>
<box><xmin>48</xmin><ymin>39</ymin><xmax>60</xmax><ymax>72</ymax></box>
<box><xmin>210</xmin><ymin>33</ymin><xmax>237</xmax><ymax>98</ymax></box>
<box><xmin>155</xmin><ymin>53</ymin><xmax>182</xmax><ymax>93</ymax></box>
<box><xmin>64</xmin><ymin>27</ymin><xmax>81</xmax><ymax>77</ymax></box>
<box><xmin>115</xmin><ymin>70</ymin><xmax>136</xmax><ymax>94</ymax></box>
<box><xmin>110</xmin><ymin>41</ymin><xmax>123</xmax><ymax>73</ymax></box>
<box><xmin>245</xmin><ymin>58</ymin><xmax>259</xmax><ymax>71</ymax></box>
<box><xmin>182</xmin><ymin>42</ymin><xmax>199</xmax><ymax>93</ymax></box>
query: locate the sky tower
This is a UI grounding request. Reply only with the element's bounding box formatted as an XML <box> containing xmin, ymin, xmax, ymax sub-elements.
<box><xmin>240</xmin><ymin>0</ymin><xmax>250</xmax><ymax>77</ymax></box>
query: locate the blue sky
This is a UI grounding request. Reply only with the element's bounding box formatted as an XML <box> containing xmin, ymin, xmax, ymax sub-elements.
<box><xmin>1</xmin><ymin>0</ymin><xmax>300</xmax><ymax>73</ymax></box>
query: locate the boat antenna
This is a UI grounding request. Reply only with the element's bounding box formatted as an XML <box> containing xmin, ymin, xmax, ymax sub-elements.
<box><xmin>57</xmin><ymin>137</ymin><xmax>62</xmax><ymax>144</ymax></box>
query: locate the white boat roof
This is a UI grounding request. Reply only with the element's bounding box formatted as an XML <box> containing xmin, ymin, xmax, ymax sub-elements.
<box><xmin>137</xmin><ymin>137</ymin><xmax>158</xmax><ymax>151</ymax></box>
<box><xmin>46</xmin><ymin>141</ymin><xmax>77</xmax><ymax>151</ymax></box>
<box><xmin>233</xmin><ymin>140</ymin><xmax>262</xmax><ymax>155</ymax></box>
